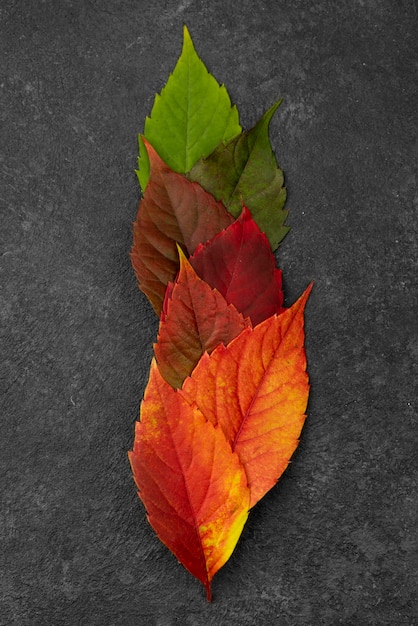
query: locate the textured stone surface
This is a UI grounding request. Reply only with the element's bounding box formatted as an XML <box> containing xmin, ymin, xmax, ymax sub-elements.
<box><xmin>1</xmin><ymin>1</ymin><xmax>417</xmax><ymax>624</ymax></box>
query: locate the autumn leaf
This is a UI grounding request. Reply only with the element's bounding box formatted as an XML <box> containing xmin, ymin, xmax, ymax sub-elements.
<box><xmin>188</xmin><ymin>100</ymin><xmax>288</xmax><ymax>249</ymax></box>
<box><xmin>128</xmin><ymin>24</ymin><xmax>314</xmax><ymax>602</ymax></box>
<box><xmin>155</xmin><ymin>249</ymin><xmax>250</xmax><ymax>388</ymax></box>
<box><xmin>180</xmin><ymin>284</ymin><xmax>312</xmax><ymax>507</ymax></box>
<box><xmin>129</xmin><ymin>361</ymin><xmax>250</xmax><ymax>601</ymax></box>
<box><xmin>137</xmin><ymin>25</ymin><xmax>241</xmax><ymax>191</ymax></box>
<box><xmin>190</xmin><ymin>206</ymin><xmax>284</xmax><ymax>326</ymax></box>
<box><xmin>131</xmin><ymin>140</ymin><xmax>234</xmax><ymax>314</ymax></box>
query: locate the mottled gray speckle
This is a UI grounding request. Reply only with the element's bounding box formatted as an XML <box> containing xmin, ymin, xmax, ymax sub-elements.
<box><xmin>1</xmin><ymin>1</ymin><xmax>417</xmax><ymax>624</ymax></box>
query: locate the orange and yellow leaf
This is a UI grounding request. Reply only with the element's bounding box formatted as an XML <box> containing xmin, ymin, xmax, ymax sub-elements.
<box><xmin>129</xmin><ymin>361</ymin><xmax>250</xmax><ymax>600</ymax></box>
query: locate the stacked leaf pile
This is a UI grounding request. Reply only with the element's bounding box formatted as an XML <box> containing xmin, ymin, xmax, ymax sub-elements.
<box><xmin>128</xmin><ymin>26</ymin><xmax>312</xmax><ymax>601</ymax></box>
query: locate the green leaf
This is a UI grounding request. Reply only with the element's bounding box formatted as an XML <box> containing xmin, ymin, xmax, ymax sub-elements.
<box><xmin>188</xmin><ymin>100</ymin><xmax>289</xmax><ymax>250</ymax></box>
<box><xmin>137</xmin><ymin>25</ymin><xmax>241</xmax><ymax>191</ymax></box>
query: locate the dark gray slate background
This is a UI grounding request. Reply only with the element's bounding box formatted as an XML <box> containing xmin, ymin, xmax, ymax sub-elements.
<box><xmin>1</xmin><ymin>1</ymin><xmax>417</xmax><ymax>624</ymax></box>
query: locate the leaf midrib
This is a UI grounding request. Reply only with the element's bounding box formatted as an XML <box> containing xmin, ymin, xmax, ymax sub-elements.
<box><xmin>163</xmin><ymin>383</ymin><xmax>211</xmax><ymax>589</ymax></box>
<box><xmin>231</xmin><ymin>316</ymin><xmax>292</xmax><ymax>451</ymax></box>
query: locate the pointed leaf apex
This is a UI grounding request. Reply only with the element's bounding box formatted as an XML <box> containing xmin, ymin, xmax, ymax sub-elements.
<box><xmin>238</xmin><ymin>205</ymin><xmax>253</xmax><ymax>222</ymax></box>
<box><xmin>263</xmin><ymin>98</ymin><xmax>283</xmax><ymax>126</ymax></box>
<box><xmin>140</xmin><ymin>136</ymin><xmax>156</xmax><ymax>155</ymax></box>
<box><xmin>176</xmin><ymin>243</ymin><xmax>188</xmax><ymax>264</ymax></box>
<box><xmin>182</xmin><ymin>24</ymin><xmax>195</xmax><ymax>52</ymax></box>
<box><xmin>302</xmin><ymin>281</ymin><xmax>314</xmax><ymax>302</ymax></box>
<box><xmin>139</xmin><ymin>135</ymin><xmax>148</xmax><ymax>154</ymax></box>
<box><xmin>141</xmin><ymin>138</ymin><xmax>165</xmax><ymax>175</ymax></box>
<box><xmin>292</xmin><ymin>282</ymin><xmax>314</xmax><ymax>314</ymax></box>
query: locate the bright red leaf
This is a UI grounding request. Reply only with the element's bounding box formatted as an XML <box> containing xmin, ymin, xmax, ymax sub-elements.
<box><xmin>180</xmin><ymin>284</ymin><xmax>312</xmax><ymax>507</ymax></box>
<box><xmin>155</xmin><ymin>248</ymin><xmax>250</xmax><ymax>389</ymax></box>
<box><xmin>190</xmin><ymin>207</ymin><xmax>284</xmax><ymax>326</ymax></box>
<box><xmin>129</xmin><ymin>361</ymin><xmax>250</xmax><ymax>600</ymax></box>
<box><xmin>131</xmin><ymin>139</ymin><xmax>234</xmax><ymax>314</ymax></box>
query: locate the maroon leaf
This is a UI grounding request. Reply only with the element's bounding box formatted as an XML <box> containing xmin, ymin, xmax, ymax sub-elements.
<box><xmin>131</xmin><ymin>139</ymin><xmax>234</xmax><ymax>314</ymax></box>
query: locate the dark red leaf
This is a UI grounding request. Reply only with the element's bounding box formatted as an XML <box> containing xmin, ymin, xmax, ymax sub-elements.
<box><xmin>190</xmin><ymin>206</ymin><xmax>284</xmax><ymax>326</ymax></box>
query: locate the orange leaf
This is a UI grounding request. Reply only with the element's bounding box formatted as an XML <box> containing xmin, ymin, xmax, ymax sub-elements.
<box><xmin>130</xmin><ymin>140</ymin><xmax>234</xmax><ymax>314</ymax></box>
<box><xmin>128</xmin><ymin>361</ymin><xmax>250</xmax><ymax>600</ymax></box>
<box><xmin>180</xmin><ymin>284</ymin><xmax>312</xmax><ymax>507</ymax></box>
<box><xmin>155</xmin><ymin>248</ymin><xmax>250</xmax><ymax>388</ymax></box>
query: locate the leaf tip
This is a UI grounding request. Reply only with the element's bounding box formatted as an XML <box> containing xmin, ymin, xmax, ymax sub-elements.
<box><xmin>298</xmin><ymin>281</ymin><xmax>314</xmax><ymax>310</ymax></box>
<box><xmin>306</xmin><ymin>280</ymin><xmax>314</xmax><ymax>297</ymax></box>
<box><xmin>176</xmin><ymin>242</ymin><xmax>187</xmax><ymax>264</ymax></box>
<box><xmin>258</xmin><ymin>98</ymin><xmax>283</xmax><ymax>133</ymax></box>
<box><xmin>140</xmin><ymin>135</ymin><xmax>151</xmax><ymax>153</ymax></box>
<box><xmin>182</xmin><ymin>24</ymin><xmax>194</xmax><ymax>52</ymax></box>
<box><xmin>269</xmin><ymin>97</ymin><xmax>283</xmax><ymax>117</ymax></box>
<box><xmin>140</xmin><ymin>137</ymin><xmax>165</xmax><ymax>177</ymax></box>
